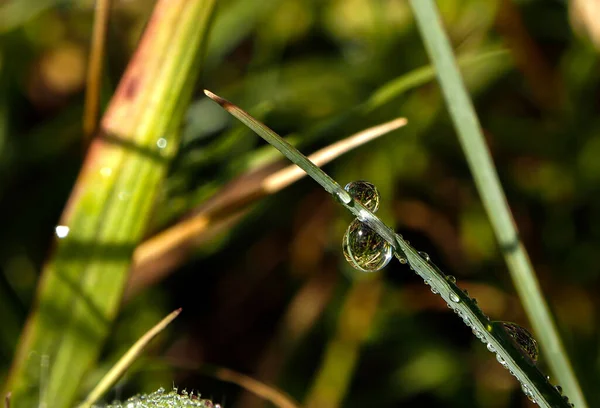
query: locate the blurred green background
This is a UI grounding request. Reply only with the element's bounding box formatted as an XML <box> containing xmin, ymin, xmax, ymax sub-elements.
<box><xmin>1</xmin><ymin>0</ymin><xmax>599</xmax><ymax>407</ymax></box>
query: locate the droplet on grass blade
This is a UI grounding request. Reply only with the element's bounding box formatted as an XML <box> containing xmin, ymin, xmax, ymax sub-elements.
<box><xmin>498</xmin><ymin>322</ymin><xmax>539</xmax><ymax>363</ymax></box>
<box><xmin>343</xmin><ymin>219</ymin><xmax>392</xmax><ymax>272</ymax></box>
<box><xmin>344</xmin><ymin>180</ymin><xmax>380</xmax><ymax>212</ymax></box>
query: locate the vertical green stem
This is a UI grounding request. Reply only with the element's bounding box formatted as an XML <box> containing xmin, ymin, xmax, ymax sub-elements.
<box><xmin>408</xmin><ymin>1</ymin><xmax>586</xmax><ymax>406</ymax></box>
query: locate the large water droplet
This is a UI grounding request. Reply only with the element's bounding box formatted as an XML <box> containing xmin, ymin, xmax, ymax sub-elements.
<box><xmin>499</xmin><ymin>322</ymin><xmax>539</xmax><ymax>363</ymax></box>
<box><xmin>449</xmin><ymin>292</ymin><xmax>461</xmax><ymax>303</ymax></box>
<box><xmin>446</xmin><ymin>275</ymin><xmax>456</xmax><ymax>284</ymax></box>
<box><xmin>342</xmin><ymin>219</ymin><xmax>392</xmax><ymax>272</ymax></box>
<box><xmin>344</xmin><ymin>180</ymin><xmax>380</xmax><ymax>212</ymax></box>
<box><xmin>157</xmin><ymin>138</ymin><xmax>168</xmax><ymax>149</ymax></box>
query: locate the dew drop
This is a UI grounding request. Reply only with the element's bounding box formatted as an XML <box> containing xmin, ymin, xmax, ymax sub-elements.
<box><xmin>555</xmin><ymin>385</ymin><xmax>563</xmax><ymax>395</ymax></box>
<box><xmin>157</xmin><ymin>138</ymin><xmax>168</xmax><ymax>149</ymax></box>
<box><xmin>430</xmin><ymin>286</ymin><xmax>439</xmax><ymax>294</ymax></box>
<box><xmin>418</xmin><ymin>251</ymin><xmax>430</xmax><ymax>262</ymax></box>
<box><xmin>344</xmin><ymin>180</ymin><xmax>380</xmax><ymax>212</ymax></box>
<box><xmin>342</xmin><ymin>219</ymin><xmax>392</xmax><ymax>272</ymax></box>
<box><xmin>496</xmin><ymin>353</ymin><xmax>507</xmax><ymax>367</ymax></box>
<box><xmin>336</xmin><ymin>190</ymin><xmax>352</xmax><ymax>204</ymax></box>
<box><xmin>449</xmin><ymin>292</ymin><xmax>461</xmax><ymax>303</ymax></box>
<box><xmin>499</xmin><ymin>322</ymin><xmax>539</xmax><ymax>363</ymax></box>
<box><xmin>487</xmin><ymin>343</ymin><xmax>496</xmax><ymax>353</ymax></box>
<box><xmin>446</xmin><ymin>275</ymin><xmax>456</xmax><ymax>284</ymax></box>
<box><xmin>55</xmin><ymin>225</ymin><xmax>70</xmax><ymax>238</ymax></box>
<box><xmin>394</xmin><ymin>252</ymin><xmax>408</xmax><ymax>264</ymax></box>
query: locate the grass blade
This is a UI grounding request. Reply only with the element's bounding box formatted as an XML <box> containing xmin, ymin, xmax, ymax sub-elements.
<box><xmin>79</xmin><ymin>308</ymin><xmax>182</xmax><ymax>407</ymax></box>
<box><xmin>408</xmin><ymin>1</ymin><xmax>586</xmax><ymax>406</ymax></box>
<box><xmin>2</xmin><ymin>1</ymin><xmax>216</xmax><ymax>407</ymax></box>
<box><xmin>127</xmin><ymin>117</ymin><xmax>406</xmax><ymax>297</ymax></box>
<box><xmin>204</xmin><ymin>90</ymin><xmax>573</xmax><ymax>408</ymax></box>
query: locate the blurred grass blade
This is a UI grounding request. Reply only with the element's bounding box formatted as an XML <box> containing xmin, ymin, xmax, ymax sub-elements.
<box><xmin>127</xmin><ymin>117</ymin><xmax>407</xmax><ymax>298</ymax></box>
<box><xmin>79</xmin><ymin>308</ymin><xmax>182</xmax><ymax>407</ymax></box>
<box><xmin>83</xmin><ymin>0</ymin><xmax>112</xmax><ymax>139</ymax></box>
<box><xmin>408</xmin><ymin>1</ymin><xmax>587</xmax><ymax>407</ymax></box>
<box><xmin>363</xmin><ymin>47</ymin><xmax>508</xmax><ymax>112</ymax></box>
<box><xmin>205</xmin><ymin>90</ymin><xmax>572</xmax><ymax>407</ymax></box>
<box><xmin>2</xmin><ymin>1</ymin><xmax>216</xmax><ymax>407</ymax></box>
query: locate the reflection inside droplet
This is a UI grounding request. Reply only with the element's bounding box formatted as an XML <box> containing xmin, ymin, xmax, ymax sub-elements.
<box><xmin>55</xmin><ymin>225</ymin><xmax>70</xmax><ymax>238</ymax></box>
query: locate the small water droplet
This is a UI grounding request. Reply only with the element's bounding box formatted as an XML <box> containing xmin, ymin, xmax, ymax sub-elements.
<box><xmin>496</xmin><ymin>353</ymin><xmax>507</xmax><ymax>367</ymax></box>
<box><xmin>449</xmin><ymin>292</ymin><xmax>461</xmax><ymax>303</ymax></box>
<box><xmin>487</xmin><ymin>343</ymin><xmax>496</xmax><ymax>353</ymax></box>
<box><xmin>344</xmin><ymin>181</ymin><xmax>380</xmax><ymax>212</ymax></box>
<box><xmin>357</xmin><ymin>208</ymin><xmax>369</xmax><ymax>222</ymax></box>
<box><xmin>555</xmin><ymin>385</ymin><xmax>563</xmax><ymax>395</ymax></box>
<box><xmin>499</xmin><ymin>322</ymin><xmax>539</xmax><ymax>363</ymax></box>
<box><xmin>55</xmin><ymin>225</ymin><xmax>70</xmax><ymax>238</ymax></box>
<box><xmin>446</xmin><ymin>275</ymin><xmax>456</xmax><ymax>284</ymax></box>
<box><xmin>395</xmin><ymin>253</ymin><xmax>408</xmax><ymax>264</ymax></box>
<box><xmin>157</xmin><ymin>138</ymin><xmax>168</xmax><ymax>149</ymax></box>
<box><xmin>342</xmin><ymin>219</ymin><xmax>392</xmax><ymax>272</ymax></box>
<box><xmin>463</xmin><ymin>289</ymin><xmax>469</xmax><ymax>296</ymax></box>
<box><xmin>430</xmin><ymin>286</ymin><xmax>439</xmax><ymax>294</ymax></box>
<box><xmin>336</xmin><ymin>190</ymin><xmax>352</xmax><ymax>204</ymax></box>
<box><xmin>471</xmin><ymin>297</ymin><xmax>478</xmax><ymax>305</ymax></box>
<box><xmin>418</xmin><ymin>251</ymin><xmax>430</xmax><ymax>262</ymax></box>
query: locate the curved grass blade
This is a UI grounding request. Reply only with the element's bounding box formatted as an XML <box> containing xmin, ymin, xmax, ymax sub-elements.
<box><xmin>408</xmin><ymin>1</ymin><xmax>586</xmax><ymax>406</ymax></box>
<box><xmin>79</xmin><ymin>308</ymin><xmax>182</xmax><ymax>408</ymax></box>
<box><xmin>2</xmin><ymin>1</ymin><xmax>217</xmax><ymax>407</ymax></box>
<box><xmin>204</xmin><ymin>90</ymin><xmax>573</xmax><ymax>408</ymax></box>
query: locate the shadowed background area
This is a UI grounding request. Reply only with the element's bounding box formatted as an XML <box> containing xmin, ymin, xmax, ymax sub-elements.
<box><xmin>1</xmin><ymin>0</ymin><xmax>599</xmax><ymax>407</ymax></box>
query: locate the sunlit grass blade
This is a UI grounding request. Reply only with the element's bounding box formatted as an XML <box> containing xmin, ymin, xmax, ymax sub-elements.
<box><xmin>127</xmin><ymin>117</ymin><xmax>406</xmax><ymax>298</ymax></box>
<box><xmin>2</xmin><ymin>1</ymin><xmax>217</xmax><ymax>407</ymax></box>
<box><xmin>408</xmin><ymin>1</ymin><xmax>586</xmax><ymax>407</ymax></box>
<box><xmin>205</xmin><ymin>90</ymin><xmax>573</xmax><ymax>407</ymax></box>
<box><xmin>79</xmin><ymin>308</ymin><xmax>182</xmax><ymax>407</ymax></box>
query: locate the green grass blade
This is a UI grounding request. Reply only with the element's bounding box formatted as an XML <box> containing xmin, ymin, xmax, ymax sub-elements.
<box><xmin>2</xmin><ymin>1</ymin><xmax>216</xmax><ymax>407</ymax></box>
<box><xmin>408</xmin><ymin>1</ymin><xmax>586</xmax><ymax>407</ymax></box>
<box><xmin>205</xmin><ymin>91</ymin><xmax>573</xmax><ymax>408</ymax></box>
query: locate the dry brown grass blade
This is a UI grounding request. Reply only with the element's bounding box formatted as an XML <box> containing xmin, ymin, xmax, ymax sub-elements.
<box><xmin>213</xmin><ymin>367</ymin><xmax>300</xmax><ymax>408</ymax></box>
<box><xmin>79</xmin><ymin>308</ymin><xmax>182</xmax><ymax>407</ymax></box>
<box><xmin>83</xmin><ymin>0</ymin><xmax>112</xmax><ymax>139</ymax></box>
<box><xmin>126</xmin><ymin>117</ymin><xmax>407</xmax><ymax>298</ymax></box>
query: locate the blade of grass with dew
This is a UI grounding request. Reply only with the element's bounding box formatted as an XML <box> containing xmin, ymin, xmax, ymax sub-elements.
<box><xmin>408</xmin><ymin>1</ymin><xmax>586</xmax><ymax>406</ymax></box>
<box><xmin>127</xmin><ymin>117</ymin><xmax>407</xmax><ymax>297</ymax></box>
<box><xmin>79</xmin><ymin>308</ymin><xmax>182</xmax><ymax>407</ymax></box>
<box><xmin>204</xmin><ymin>90</ymin><xmax>573</xmax><ymax>408</ymax></box>
<box><xmin>2</xmin><ymin>1</ymin><xmax>216</xmax><ymax>407</ymax></box>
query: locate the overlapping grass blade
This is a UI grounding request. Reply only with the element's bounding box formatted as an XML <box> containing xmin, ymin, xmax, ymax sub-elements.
<box><xmin>205</xmin><ymin>90</ymin><xmax>573</xmax><ymax>408</ymax></box>
<box><xmin>408</xmin><ymin>1</ymin><xmax>586</xmax><ymax>406</ymax></box>
<box><xmin>2</xmin><ymin>1</ymin><xmax>216</xmax><ymax>407</ymax></box>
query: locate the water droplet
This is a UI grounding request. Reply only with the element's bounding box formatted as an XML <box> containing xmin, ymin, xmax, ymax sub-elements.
<box><xmin>487</xmin><ymin>343</ymin><xmax>496</xmax><ymax>353</ymax></box>
<box><xmin>418</xmin><ymin>251</ymin><xmax>430</xmax><ymax>262</ymax></box>
<box><xmin>471</xmin><ymin>297</ymin><xmax>478</xmax><ymax>305</ymax></box>
<box><xmin>496</xmin><ymin>353</ymin><xmax>507</xmax><ymax>367</ymax></box>
<box><xmin>446</xmin><ymin>275</ymin><xmax>456</xmax><ymax>284</ymax></box>
<box><xmin>449</xmin><ymin>292</ymin><xmax>461</xmax><ymax>303</ymax></box>
<box><xmin>430</xmin><ymin>286</ymin><xmax>439</xmax><ymax>294</ymax></box>
<box><xmin>394</xmin><ymin>252</ymin><xmax>408</xmax><ymax>264</ymax></box>
<box><xmin>336</xmin><ymin>189</ymin><xmax>352</xmax><ymax>204</ymax></box>
<box><xmin>555</xmin><ymin>385</ymin><xmax>563</xmax><ymax>395</ymax></box>
<box><xmin>499</xmin><ymin>322</ymin><xmax>539</xmax><ymax>363</ymax></box>
<box><xmin>55</xmin><ymin>225</ymin><xmax>70</xmax><ymax>238</ymax></box>
<box><xmin>157</xmin><ymin>138</ymin><xmax>168</xmax><ymax>149</ymax></box>
<box><xmin>342</xmin><ymin>219</ymin><xmax>392</xmax><ymax>272</ymax></box>
<box><xmin>463</xmin><ymin>289</ymin><xmax>470</xmax><ymax>296</ymax></box>
<box><xmin>344</xmin><ymin>180</ymin><xmax>380</xmax><ymax>212</ymax></box>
